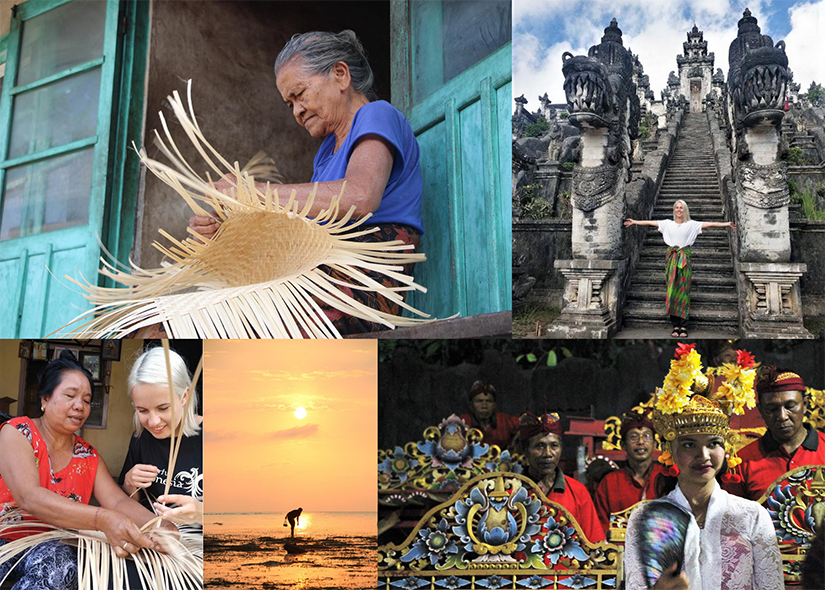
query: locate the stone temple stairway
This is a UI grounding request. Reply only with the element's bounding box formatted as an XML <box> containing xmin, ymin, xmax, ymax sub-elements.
<box><xmin>620</xmin><ymin>113</ymin><xmax>740</xmax><ymax>336</ymax></box>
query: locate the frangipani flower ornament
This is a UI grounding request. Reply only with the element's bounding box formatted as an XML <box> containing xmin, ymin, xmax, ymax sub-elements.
<box><xmin>59</xmin><ymin>82</ymin><xmax>432</xmax><ymax>338</ymax></box>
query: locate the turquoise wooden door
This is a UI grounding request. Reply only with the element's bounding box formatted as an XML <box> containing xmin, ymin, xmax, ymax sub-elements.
<box><xmin>0</xmin><ymin>0</ymin><xmax>141</xmax><ymax>337</ymax></box>
<box><xmin>391</xmin><ymin>0</ymin><xmax>512</xmax><ymax>319</ymax></box>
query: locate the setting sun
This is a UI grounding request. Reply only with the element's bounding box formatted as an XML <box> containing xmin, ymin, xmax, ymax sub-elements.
<box><xmin>294</xmin><ymin>406</ymin><xmax>307</xmax><ymax>419</ymax></box>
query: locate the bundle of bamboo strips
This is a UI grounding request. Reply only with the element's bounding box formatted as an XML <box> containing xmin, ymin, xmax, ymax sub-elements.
<box><xmin>58</xmin><ymin>81</ymin><xmax>433</xmax><ymax>338</ymax></box>
<box><xmin>0</xmin><ymin>341</ymin><xmax>204</xmax><ymax>589</ymax></box>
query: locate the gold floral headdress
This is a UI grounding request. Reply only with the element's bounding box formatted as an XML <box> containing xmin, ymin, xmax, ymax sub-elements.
<box><xmin>652</xmin><ymin>343</ymin><xmax>757</xmax><ymax>482</ymax></box>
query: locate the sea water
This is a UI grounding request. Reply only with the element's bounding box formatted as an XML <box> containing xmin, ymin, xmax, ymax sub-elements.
<box><xmin>204</xmin><ymin>511</ymin><xmax>376</xmax><ymax>589</ymax></box>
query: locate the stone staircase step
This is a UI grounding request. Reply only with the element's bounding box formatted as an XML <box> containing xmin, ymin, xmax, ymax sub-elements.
<box><xmin>622</xmin><ymin>302</ymin><xmax>740</xmax><ymax>322</ymax></box>
<box><xmin>622</xmin><ymin>112</ymin><xmax>740</xmax><ymax>333</ymax></box>
<box><xmin>634</xmin><ymin>260</ymin><xmax>735</xmax><ymax>272</ymax></box>
<box><xmin>626</xmin><ymin>290</ymin><xmax>738</xmax><ymax>304</ymax></box>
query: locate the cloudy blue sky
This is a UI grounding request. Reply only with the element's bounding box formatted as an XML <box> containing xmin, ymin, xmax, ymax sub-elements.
<box><xmin>513</xmin><ymin>0</ymin><xmax>825</xmax><ymax>108</ymax></box>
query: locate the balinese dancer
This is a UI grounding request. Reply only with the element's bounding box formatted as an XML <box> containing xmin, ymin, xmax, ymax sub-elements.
<box><xmin>624</xmin><ymin>343</ymin><xmax>782</xmax><ymax>590</ymax></box>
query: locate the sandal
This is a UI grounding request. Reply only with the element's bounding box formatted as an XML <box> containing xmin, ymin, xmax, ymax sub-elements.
<box><xmin>679</xmin><ymin>328</ymin><xmax>689</xmax><ymax>338</ymax></box>
<box><xmin>671</xmin><ymin>329</ymin><xmax>680</xmax><ymax>338</ymax></box>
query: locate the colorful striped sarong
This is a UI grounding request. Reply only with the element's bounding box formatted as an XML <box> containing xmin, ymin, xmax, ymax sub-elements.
<box><xmin>665</xmin><ymin>246</ymin><xmax>692</xmax><ymax>319</ymax></box>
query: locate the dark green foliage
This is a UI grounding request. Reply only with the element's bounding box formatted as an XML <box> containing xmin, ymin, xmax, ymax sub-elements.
<box><xmin>524</xmin><ymin>116</ymin><xmax>550</xmax><ymax>138</ymax></box>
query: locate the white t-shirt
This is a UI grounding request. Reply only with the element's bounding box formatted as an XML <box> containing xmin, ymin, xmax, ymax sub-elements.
<box><xmin>657</xmin><ymin>219</ymin><xmax>703</xmax><ymax>248</ymax></box>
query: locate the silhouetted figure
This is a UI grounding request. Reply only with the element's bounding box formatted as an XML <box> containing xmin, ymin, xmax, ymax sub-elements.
<box><xmin>283</xmin><ymin>507</ymin><xmax>302</xmax><ymax>537</ymax></box>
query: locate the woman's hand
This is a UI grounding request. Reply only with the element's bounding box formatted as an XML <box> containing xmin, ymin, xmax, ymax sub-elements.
<box><xmin>188</xmin><ymin>211</ymin><xmax>223</xmax><ymax>240</ymax></box>
<box><xmin>98</xmin><ymin>508</ymin><xmax>154</xmax><ymax>558</ymax></box>
<box><xmin>727</xmin><ymin>221</ymin><xmax>736</xmax><ymax>230</ymax></box>
<box><xmin>653</xmin><ymin>563</ymin><xmax>690</xmax><ymax>590</ymax></box>
<box><xmin>153</xmin><ymin>494</ymin><xmax>203</xmax><ymax>525</ymax></box>
<box><xmin>123</xmin><ymin>464</ymin><xmax>159</xmax><ymax>490</ymax></box>
<box><xmin>624</xmin><ymin>219</ymin><xmax>636</xmax><ymax>227</ymax></box>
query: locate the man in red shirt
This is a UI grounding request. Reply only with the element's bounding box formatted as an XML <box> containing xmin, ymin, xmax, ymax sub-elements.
<box><xmin>519</xmin><ymin>412</ymin><xmax>606</xmax><ymax>543</ymax></box>
<box><xmin>724</xmin><ymin>368</ymin><xmax>825</xmax><ymax>501</ymax></box>
<box><xmin>593</xmin><ymin>412</ymin><xmax>662</xmax><ymax>534</ymax></box>
<box><xmin>459</xmin><ymin>381</ymin><xmax>519</xmax><ymax>450</ymax></box>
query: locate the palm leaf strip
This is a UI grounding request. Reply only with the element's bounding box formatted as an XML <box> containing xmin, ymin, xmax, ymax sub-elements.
<box><xmin>58</xmin><ymin>81</ymin><xmax>433</xmax><ymax>338</ymax></box>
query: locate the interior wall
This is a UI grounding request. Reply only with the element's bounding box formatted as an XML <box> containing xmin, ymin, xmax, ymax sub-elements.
<box><xmin>81</xmin><ymin>339</ymin><xmax>145</xmax><ymax>477</ymax></box>
<box><xmin>138</xmin><ymin>0</ymin><xmax>391</xmax><ymax>268</ymax></box>
<box><xmin>0</xmin><ymin>340</ymin><xmax>22</xmax><ymax>415</ymax></box>
<box><xmin>0</xmin><ymin>0</ymin><xmax>19</xmax><ymax>39</ymax></box>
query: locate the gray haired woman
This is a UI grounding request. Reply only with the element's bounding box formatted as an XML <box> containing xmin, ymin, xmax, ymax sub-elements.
<box><xmin>189</xmin><ymin>30</ymin><xmax>424</xmax><ymax>334</ymax></box>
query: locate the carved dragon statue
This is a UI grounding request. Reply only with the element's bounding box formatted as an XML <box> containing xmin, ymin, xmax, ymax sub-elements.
<box><xmin>727</xmin><ymin>8</ymin><xmax>793</xmax><ymax>261</ymax></box>
<box><xmin>561</xmin><ymin>18</ymin><xmax>640</xmax><ymax>259</ymax></box>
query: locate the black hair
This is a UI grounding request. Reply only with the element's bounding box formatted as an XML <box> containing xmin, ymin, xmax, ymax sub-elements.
<box><xmin>802</xmin><ymin>528</ymin><xmax>825</xmax><ymax>590</ymax></box>
<box><xmin>38</xmin><ymin>350</ymin><xmax>94</xmax><ymax>403</ymax></box>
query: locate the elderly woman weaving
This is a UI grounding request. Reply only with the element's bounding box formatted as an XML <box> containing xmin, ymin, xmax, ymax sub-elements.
<box><xmin>624</xmin><ymin>344</ymin><xmax>782</xmax><ymax>590</ymax></box>
<box><xmin>190</xmin><ymin>29</ymin><xmax>423</xmax><ymax>334</ymax></box>
<box><xmin>0</xmin><ymin>351</ymin><xmax>173</xmax><ymax>589</ymax></box>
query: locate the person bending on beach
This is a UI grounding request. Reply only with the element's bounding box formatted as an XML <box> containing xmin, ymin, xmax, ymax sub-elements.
<box><xmin>284</xmin><ymin>507</ymin><xmax>302</xmax><ymax>537</ymax></box>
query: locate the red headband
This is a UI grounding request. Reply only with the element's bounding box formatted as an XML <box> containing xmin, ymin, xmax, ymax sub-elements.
<box><xmin>519</xmin><ymin>412</ymin><xmax>563</xmax><ymax>441</ymax></box>
<box><xmin>758</xmin><ymin>367</ymin><xmax>806</xmax><ymax>398</ymax></box>
<box><xmin>469</xmin><ymin>380</ymin><xmax>496</xmax><ymax>401</ymax></box>
<box><xmin>620</xmin><ymin>412</ymin><xmax>655</xmax><ymax>439</ymax></box>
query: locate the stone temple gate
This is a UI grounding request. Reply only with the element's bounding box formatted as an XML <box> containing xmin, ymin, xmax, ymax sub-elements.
<box><xmin>513</xmin><ymin>9</ymin><xmax>822</xmax><ymax>339</ymax></box>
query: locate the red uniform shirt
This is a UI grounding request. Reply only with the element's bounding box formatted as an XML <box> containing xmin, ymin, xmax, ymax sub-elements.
<box><xmin>0</xmin><ymin>417</ymin><xmax>99</xmax><ymax>540</ymax></box>
<box><xmin>594</xmin><ymin>462</ymin><xmax>663</xmax><ymax>531</ymax></box>
<box><xmin>542</xmin><ymin>468</ymin><xmax>606</xmax><ymax>543</ymax></box>
<box><xmin>459</xmin><ymin>412</ymin><xmax>520</xmax><ymax>450</ymax></box>
<box><xmin>723</xmin><ymin>424</ymin><xmax>825</xmax><ymax>501</ymax></box>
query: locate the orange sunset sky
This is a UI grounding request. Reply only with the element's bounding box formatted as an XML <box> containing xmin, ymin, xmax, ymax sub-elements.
<box><xmin>203</xmin><ymin>340</ymin><xmax>377</xmax><ymax>514</ymax></box>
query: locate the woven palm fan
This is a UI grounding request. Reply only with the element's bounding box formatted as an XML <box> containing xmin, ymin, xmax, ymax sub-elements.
<box><xmin>0</xmin><ymin>341</ymin><xmax>203</xmax><ymax>589</ymax></box>
<box><xmin>59</xmin><ymin>81</ymin><xmax>432</xmax><ymax>338</ymax></box>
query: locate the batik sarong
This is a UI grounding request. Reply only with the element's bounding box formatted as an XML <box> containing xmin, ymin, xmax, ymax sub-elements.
<box><xmin>320</xmin><ymin>223</ymin><xmax>421</xmax><ymax>334</ymax></box>
<box><xmin>665</xmin><ymin>246</ymin><xmax>692</xmax><ymax>319</ymax></box>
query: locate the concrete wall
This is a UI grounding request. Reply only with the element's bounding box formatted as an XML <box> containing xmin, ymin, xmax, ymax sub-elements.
<box><xmin>137</xmin><ymin>0</ymin><xmax>390</xmax><ymax>268</ymax></box>
<box><xmin>0</xmin><ymin>340</ymin><xmax>22</xmax><ymax>415</ymax></box>
<box><xmin>81</xmin><ymin>339</ymin><xmax>145</xmax><ymax>477</ymax></box>
<box><xmin>0</xmin><ymin>0</ymin><xmax>17</xmax><ymax>39</ymax></box>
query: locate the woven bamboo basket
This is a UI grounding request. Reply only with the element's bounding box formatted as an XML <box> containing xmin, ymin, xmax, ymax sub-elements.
<box><xmin>58</xmin><ymin>82</ymin><xmax>432</xmax><ymax>338</ymax></box>
<box><xmin>0</xmin><ymin>342</ymin><xmax>203</xmax><ymax>589</ymax></box>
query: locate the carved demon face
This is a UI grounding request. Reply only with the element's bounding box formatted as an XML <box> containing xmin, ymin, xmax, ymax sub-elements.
<box><xmin>737</xmin><ymin>44</ymin><xmax>790</xmax><ymax>124</ymax></box>
<box><xmin>728</xmin><ymin>10</ymin><xmax>790</xmax><ymax>127</ymax></box>
<box><xmin>562</xmin><ymin>53</ymin><xmax>612</xmax><ymax>128</ymax></box>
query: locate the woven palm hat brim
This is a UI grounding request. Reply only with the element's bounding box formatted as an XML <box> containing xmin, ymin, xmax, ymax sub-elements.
<box><xmin>57</xmin><ymin>82</ymin><xmax>433</xmax><ymax>338</ymax></box>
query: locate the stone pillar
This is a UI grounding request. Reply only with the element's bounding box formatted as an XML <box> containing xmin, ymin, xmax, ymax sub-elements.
<box><xmin>546</xmin><ymin>259</ymin><xmax>625</xmax><ymax>338</ymax></box>
<box><xmin>534</xmin><ymin>161</ymin><xmax>560</xmax><ymax>215</ymax></box>
<box><xmin>570</xmin><ymin>163</ymin><xmax>625</xmax><ymax>260</ymax></box>
<box><xmin>739</xmin><ymin>263</ymin><xmax>811</xmax><ymax>338</ymax></box>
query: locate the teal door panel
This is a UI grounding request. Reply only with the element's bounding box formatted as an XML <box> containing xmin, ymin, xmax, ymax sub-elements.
<box><xmin>0</xmin><ymin>227</ymin><xmax>97</xmax><ymax>336</ymax></box>
<box><xmin>414</xmin><ymin>121</ymin><xmax>455</xmax><ymax>315</ymax></box>
<box><xmin>392</xmin><ymin>0</ymin><xmax>512</xmax><ymax>319</ymax></box>
<box><xmin>400</xmin><ymin>42</ymin><xmax>512</xmax><ymax>318</ymax></box>
<box><xmin>0</xmin><ymin>0</ymin><xmax>147</xmax><ymax>337</ymax></box>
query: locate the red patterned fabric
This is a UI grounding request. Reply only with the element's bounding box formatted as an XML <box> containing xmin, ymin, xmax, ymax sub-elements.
<box><xmin>665</xmin><ymin>246</ymin><xmax>692</xmax><ymax>319</ymax></box>
<box><xmin>319</xmin><ymin>223</ymin><xmax>420</xmax><ymax>334</ymax></box>
<box><xmin>0</xmin><ymin>417</ymin><xmax>98</xmax><ymax>540</ymax></box>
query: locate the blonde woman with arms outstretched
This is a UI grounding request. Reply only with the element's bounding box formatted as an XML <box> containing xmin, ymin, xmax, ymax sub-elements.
<box><xmin>624</xmin><ymin>200</ymin><xmax>735</xmax><ymax>338</ymax></box>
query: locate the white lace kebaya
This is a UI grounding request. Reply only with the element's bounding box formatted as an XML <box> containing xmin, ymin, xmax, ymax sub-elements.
<box><xmin>624</xmin><ymin>481</ymin><xmax>783</xmax><ymax>590</ymax></box>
